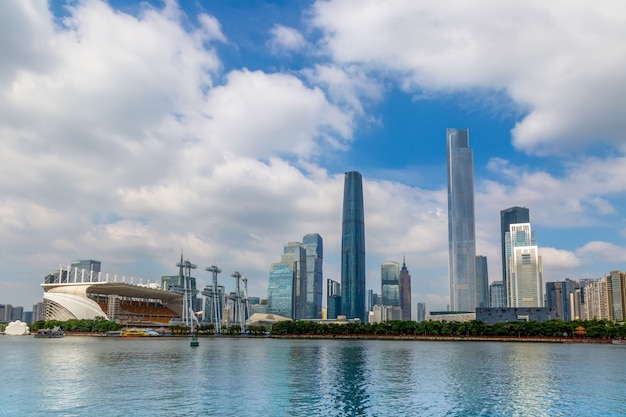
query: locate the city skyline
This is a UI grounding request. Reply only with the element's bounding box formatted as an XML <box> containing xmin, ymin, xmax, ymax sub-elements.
<box><xmin>2</xmin><ymin>1</ymin><xmax>626</xmax><ymax>312</ymax></box>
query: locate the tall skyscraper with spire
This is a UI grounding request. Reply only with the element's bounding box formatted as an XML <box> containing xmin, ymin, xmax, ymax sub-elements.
<box><xmin>500</xmin><ymin>206</ymin><xmax>530</xmax><ymax>306</ymax></box>
<box><xmin>341</xmin><ymin>171</ymin><xmax>366</xmax><ymax>321</ymax></box>
<box><xmin>447</xmin><ymin>128</ymin><xmax>477</xmax><ymax>312</ymax></box>
<box><xmin>399</xmin><ymin>257</ymin><xmax>412</xmax><ymax>321</ymax></box>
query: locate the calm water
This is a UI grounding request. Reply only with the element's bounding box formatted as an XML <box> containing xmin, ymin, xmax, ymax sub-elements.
<box><xmin>1</xmin><ymin>336</ymin><xmax>624</xmax><ymax>416</ymax></box>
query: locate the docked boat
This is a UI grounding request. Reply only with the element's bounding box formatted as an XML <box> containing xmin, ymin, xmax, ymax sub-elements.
<box><xmin>121</xmin><ymin>328</ymin><xmax>162</xmax><ymax>337</ymax></box>
<box><xmin>33</xmin><ymin>327</ymin><xmax>65</xmax><ymax>338</ymax></box>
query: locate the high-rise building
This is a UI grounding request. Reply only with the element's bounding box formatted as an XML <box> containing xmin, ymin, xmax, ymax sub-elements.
<box><xmin>267</xmin><ymin>242</ymin><xmax>307</xmax><ymax>319</ymax></box>
<box><xmin>605</xmin><ymin>270</ymin><xmax>626</xmax><ymax>321</ymax></box>
<box><xmin>489</xmin><ymin>281</ymin><xmax>505</xmax><ymax>307</ymax></box>
<box><xmin>583</xmin><ymin>278</ymin><xmax>608</xmax><ymax>320</ymax></box>
<box><xmin>70</xmin><ymin>259</ymin><xmax>102</xmax><ymax>282</ymax></box>
<box><xmin>500</xmin><ymin>207</ymin><xmax>530</xmax><ymax>305</ymax></box>
<box><xmin>327</xmin><ymin>279</ymin><xmax>341</xmax><ymax>320</ymax></box>
<box><xmin>475</xmin><ymin>255</ymin><xmax>489</xmax><ymax>308</ymax></box>
<box><xmin>545</xmin><ymin>279</ymin><xmax>579</xmax><ymax>321</ymax></box>
<box><xmin>505</xmin><ymin>223</ymin><xmax>544</xmax><ymax>307</ymax></box>
<box><xmin>302</xmin><ymin>233</ymin><xmax>323</xmax><ymax>319</ymax></box>
<box><xmin>381</xmin><ymin>261</ymin><xmax>400</xmax><ymax>307</ymax></box>
<box><xmin>341</xmin><ymin>171</ymin><xmax>366</xmax><ymax>321</ymax></box>
<box><xmin>416</xmin><ymin>302</ymin><xmax>426</xmax><ymax>322</ymax></box>
<box><xmin>447</xmin><ymin>128</ymin><xmax>477</xmax><ymax>312</ymax></box>
<box><xmin>399</xmin><ymin>258</ymin><xmax>412</xmax><ymax>321</ymax></box>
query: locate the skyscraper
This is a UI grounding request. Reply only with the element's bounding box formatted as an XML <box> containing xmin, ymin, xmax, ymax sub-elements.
<box><xmin>489</xmin><ymin>281</ymin><xmax>504</xmax><ymax>308</ymax></box>
<box><xmin>327</xmin><ymin>279</ymin><xmax>341</xmax><ymax>320</ymax></box>
<box><xmin>399</xmin><ymin>258</ymin><xmax>412</xmax><ymax>321</ymax></box>
<box><xmin>302</xmin><ymin>233</ymin><xmax>323</xmax><ymax>319</ymax></box>
<box><xmin>606</xmin><ymin>270</ymin><xmax>626</xmax><ymax>321</ymax></box>
<box><xmin>416</xmin><ymin>302</ymin><xmax>426</xmax><ymax>322</ymax></box>
<box><xmin>267</xmin><ymin>242</ymin><xmax>307</xmax><ymax>319</ymax></box>
<box><xmin>341</xmin><ymin>171</ymin><xmax>366</xmax><ymax>321</ymax></box>
<box><xmin>500</xmin><ymin>207</ymin><xmax>530</xmax><ymax>305</ymax></box>
<box><xmin>447</xmin><ymin>128</ymin><xmax>477</xmax><ymax>312</ymax></box>
<box><xmin>381</xmin><ymin>261</ymin><xmax>400</xmax><ymax>307</ymax></box>
<box><xmin>505</xmin><ymin>223</ymin><xmax>544</xmax><ymax>307</ymax></box>
<box><xmin>475</xmin><ymin>255</ymin><xmax>489</xmax><ymax>308</ymax></box>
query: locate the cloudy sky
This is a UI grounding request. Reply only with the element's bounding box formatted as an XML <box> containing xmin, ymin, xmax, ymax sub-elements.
<box><xmin>2</xmin><ymin>0</ymin><xmax>626</xmax><ymax>316</ymax></box>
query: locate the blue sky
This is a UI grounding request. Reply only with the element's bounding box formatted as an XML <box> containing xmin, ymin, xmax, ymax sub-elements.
<box><xmin>2</xmin><ymin>0</ymin><xmax>626</xmax><ymax>315</ymax></box>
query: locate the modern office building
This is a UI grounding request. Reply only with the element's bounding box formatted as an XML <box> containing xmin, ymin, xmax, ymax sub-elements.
<box><xmin>302</xmin><ymin>233</ymin><xmax>323</xmax><ymax>319</ymax></box>
<box><xmin>605</xmin><ymin>270</ymin><xmax>626</xmax><ymax>321</ymax></box>
<box><xmin>381</xmin><ymin>261</ymin><xmax>400</xmax><ymax>307</ymax></box>
<box><xmin>489</xmin><ymin>281</ymin><xmax>505</xmax><ymax>308</ymax></box>
<box><xmin>267</xmin><ymin>242</ymin><xmax>307</xmax><ymax>319</ymax></box>
<box><xmin>500</xmin><ymin>207</ymin><xmax>530</xmax><ymax>305</ymax></box>
<box><xmin>341</xmin><ymin>171</ymin><xmax>366</xmax><ymax>321</ymax></box>
<box><xmin>475</xmin><ymin>256</ymin><xmax>489</xmax><ymax>308</ymax></box>
<box><xmin>70</xmin><ymin>259</ymin><xmax>102</xmax><ymax>282</ymax></box>
<box><xmin>447</xmin><ymin>128</ymin><xmax>477</xmax><ymax>312</ymax></box>
<box><xmin>327</xmin><ymin>279</ymin><xmax>341</xmax><ymax>320</ymax></box>
<box><xmin>505</xmin><ymin>223</ymin><xmax>544</xmax><ymax>307</ymax></box>
<box><xmin>417</xmin><ymin>302</ymin><xmax>426</xmax><ymax>322</ymax></box>
<box><xmin>545</xmin><ymin>279</ymin><xmax>579</xmax><ymax>321</ymax></box>
<box><xmin>399</xmin><ymin>258</ymin><xmax>412</xmax><ymax>321</ymax></box>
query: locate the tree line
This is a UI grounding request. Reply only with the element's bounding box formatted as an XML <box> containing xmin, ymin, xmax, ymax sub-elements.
<box><xmin>270</xmin><ymin>319</ymin><xmax>626</xmax><ymax>339</ymax></box>
<box><xmin>30</xmin><ymin>317</ymin><xmax>122</xmax><ymax>333</ymax></box>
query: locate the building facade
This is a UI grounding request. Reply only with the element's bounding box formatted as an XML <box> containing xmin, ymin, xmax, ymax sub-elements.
<box><xmin>302</xmin><ymin>233</ymin><xmax>323</xmax><ymax>319</ymax></box>
<box><xmin>475</xmin><ymin>255</ymin><xmax>489</xmax><ymax>308</ymax></box>
<box><xmin>326</xmin><ymin>279</ymin><xmax>341</xmax><ymax>320</ymax></box>
<box><xmin>500</xmin><ymin>207</ymin><xmax>530</xmax><ymax>305</ymax></box>
<box><xmin>381</xmin><ymin>261</ymin><xmax>400</xmax><ymax>307</ymax></box>
<box><xmin>267</xmin><ymin>243</ymin><xmax>307</xmax><ymax>319</ymax></box>
<box><xmin>505</xmin><ymin>223</ymin><xmax>544</xmax><ymax>307</ymax></box>
<box><xmin>416</xmin><ymin>302</ymin><xmax>426</xmax><ymax>322</ymax></box>
<box><xmin>447</xmin><ymin>128</ymin><xmax>477</xmax><ymax>312</ymax></box>
<box><xmin>583</xmin><ymin>278</ymin><xmax>608</xmax><ymax>320</ymax></box>
<box><xmin>545</xmin><ymin>279</ymin><xmax>579</xmax><ymax>321</ymax></box>
<box><xmin>341</xmin><ymin>171</ymin><xmax>366</xmax><ymax>321</ymax></box>
<box><xmin>70</xmin><ymin>259</ymin><xmax>102</xmax><ymax>282</ymax></box>
<box><xmin>489</xmin><ymin>281</ymin><xmax>505</xmax><ymax>308</ymax></box>
<box><xmin>399</xmin><ymin>258</ymin><xmax>412</xmax><ymax>321</ymax></box>
<box><xmin>606</xmin><ymin>270</ymin><xmax>626</xmax><ymax>321</ymax></box>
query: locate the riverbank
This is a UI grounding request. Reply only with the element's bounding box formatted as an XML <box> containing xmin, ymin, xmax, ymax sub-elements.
<box><xmin>271</xmin><ymin>334</ymin><xmax>615</xmax><ymax>343</ymax></box>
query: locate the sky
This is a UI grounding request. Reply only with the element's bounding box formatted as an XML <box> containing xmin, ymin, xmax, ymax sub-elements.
<box><xmin>2</xmin><ymin>0</ymin><xmax>626</xmax><ymax>317</ymax></box>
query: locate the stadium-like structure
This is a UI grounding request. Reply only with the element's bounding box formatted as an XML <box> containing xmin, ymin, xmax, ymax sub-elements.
<box><xmin>42</xmin><ymin>267</ymin><xmax>183</xmax><ymax>327</ymax></box>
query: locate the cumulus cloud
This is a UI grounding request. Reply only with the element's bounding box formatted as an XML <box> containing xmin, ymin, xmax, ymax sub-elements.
<box><xmin>268</xmin><ymin>24</ymin><xmax>307</xmax><ymax>54</ymax></box>
<box><xmin>310</xmin><ymin>0</ymin><xmax>626</xmax><ymax>155</ymax></box>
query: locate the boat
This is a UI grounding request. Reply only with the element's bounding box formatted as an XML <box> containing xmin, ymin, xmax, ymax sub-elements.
<box><xmin>121</xmin><ymin>328</ymin><xmax>162</xmax><ymax>337</ymax></box>
<box><xmin>611</xmin><ymin>339</ymin><xmax>626</xmax><ymax>345</ymax></box>
<box><xmin>33</xmin><ymin>327</ymin><xmax>65</xmax><ymax>338</ymax></box>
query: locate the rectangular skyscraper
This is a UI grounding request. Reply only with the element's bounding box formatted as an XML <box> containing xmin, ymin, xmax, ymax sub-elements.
<box><xmin>267</xmin><ymin>242</ymin><xmax>307</xmax><ymax>319</ymax></box>
<box><xmin>475</xmin><ymin>255</ymin><xmax>489</xmax><ymax>308</ymax></box>
<box><xmin>447</xmin><ymin>128</ymin><xmax>477</xmax><ymax>312</ymax></box>
<box><xmin>341</xmin><ymin>171</ymin><xmax>366</xmax><ymax>321</ymax></box>
<box><xmin>505</xmin><ymin>223</ymin><xmax>544</xmax><ymax>307</ymax></box>
<box><xmin>302</xmin><ymin>233</ymin><xmax>323</xmax><ymax>319</ymax></box>
<box><xmin>500</xmin><ymin>207</ymin><xmax>530</xmax><ymax>306</ymax></box>
<box><xmin>381</xmin><ymin>261</ymin><xmax>400</xmax><ymax>307</ymax></box>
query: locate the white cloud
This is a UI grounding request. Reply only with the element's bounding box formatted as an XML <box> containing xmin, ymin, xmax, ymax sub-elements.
<box><xmin>268</xmin><ymin>24</ymin><xmax>307</xmax><ymax>54</ymax></box>
<box><xmin>310</xmin><ymin>0</ymin><xmax>626</xmax><ymax>155</ymax></box>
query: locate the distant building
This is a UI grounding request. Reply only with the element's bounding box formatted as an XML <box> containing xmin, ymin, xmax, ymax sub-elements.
<box><xmin>476</xmin><ymin>307</ymin><xmax>556</xmax><ymax>324</ymax></box>
<box><xmin>505</xmin><ymin>223</ymin><xmax>544</xmax><ymax>307</ymax></box>
<box><xmin>427</xmin><ymin>311</ymin><xmax>476</xmax><ymax>322</ymax></box>
<box><xmin>381</xmin><ymin>261</ymin><xmax>400</xmax><ymax>307</ymax></box>
<box><xmin>416</xmin><ymin>302</ymin><xmax>426</xmax><ymax>322</ymax></box>
<box><xmin>500</xmin><ymin>207</ymin><xmax>530</xmax><ymax>305</ymax></box>
<box><xmin>447</xmin><ymin>128</ymin><xmax>477</xmax><ymax>312</ymax></box>
<box><xmin>606</xmin><ymin>271</ymin><xmax>626</xmax><ymax>321</ymax></box>
<box><xmin>582</xmin><ymin>278</ymin><xmax>608</xmax><ymax>320</ymax></box>
<box><xmin>302</xmin><ymin>233</ymin><xmax>324</xmax><ymax>319</ymax></box>
<box><xmin>326</xmin><ymin>279</ymin><xmax>341</xmax><ymax>320</ymax></box>
<box><xmin>341</xmin><ymin>171</ymin><xmax>366</xmax><ymax>321</ymax></box>
<box><xmin>489</xmin><ymin>281</ymin><xmax>505</xmax><ymax>308</ymax></box>
<box><xmin>70</xmin><ymin>259</ymin><xmax>102</xmax><ymax>282</ymax></box>
<box><xmin>370</xmin><ymin>304</ymin><xmax>402</xmax><ymax>323</ymax></box>
<box><xmin>545</xmin><ymin>279</ymin><xmax>578</xmax><ymax>321</ymax></box>
<box><xmin>399</xmin><ymin>258</ymin><xmax>412</xmax><ymax>321</ymax></box>
<box><xmin>475</xmin><ymin>256</ymin><xmax>489</xmax><ymax>308</ymax></box>
<box><xmin>267</xmin><ymin>242</ymin><xmax>307</xmax><ymax>319</ymax></box>
<box><xmin>32</xmin><ymin>302</ymin><xmax>45</xmax><ymax>322</ymax></box>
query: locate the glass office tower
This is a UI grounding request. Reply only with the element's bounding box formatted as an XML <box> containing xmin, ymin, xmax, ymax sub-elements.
<box><xmin>381</xmin><ymin>261</ymin><xmax>400</xmax><ymax>307</ymax></box>
<box><xmin>475</xmin><ymin>255</ymin><xmax>489</xmax><ymax>308</ymax></box>
<box><xmin>447</xmin><ymin>129</ymin><xmax>476</xmax><ymax>312</ymax></box>
<box><xmin>302</xmin><ymin>233</ymin><xmax>323</xmax><ymax>319</ymax></box>
<box><xmin>341</xmin><ymin>171</ymin><xmax>366</xmax><ymax>321</ymax></box>
<box><xmin>500</xmin><ymin>206</ymin><xmax>530</xmax><ymax>305</ymax></box>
